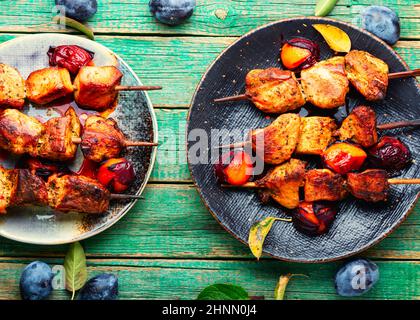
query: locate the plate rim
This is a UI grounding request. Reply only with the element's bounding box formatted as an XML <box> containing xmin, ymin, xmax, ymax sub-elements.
<box><xmin>0</xmin><ymin>33</ymin><xmax>158</xmax><ymax>245</ymax></box>
<box><xmin>186</xmin><ymin>16</ymin><xmax>419</xmax><ymax>263</ymax></box>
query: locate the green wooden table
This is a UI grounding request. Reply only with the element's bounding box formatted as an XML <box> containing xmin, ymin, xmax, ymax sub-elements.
<box><xmin>0</xmin><ymin>0</ymin><xmax>418</xmax><ymax>300</ymax></box>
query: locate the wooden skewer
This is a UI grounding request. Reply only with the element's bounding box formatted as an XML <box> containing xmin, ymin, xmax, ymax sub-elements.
<box><xmin>110</xmin><ymin>194</ymin><xmax>144</xmax><ymax>200</ymax></box>
<box><xmin>214</xmin><ymin>69</ymin><xmax>420</xmax><ymax>103</ymax></box>
<box><xmin>377</xmin><ymin>119</ymin><xmax>420</xmax><ymax>130</ymax></box>
<box><xmin>222</xmin><ymin>178</ymin><xmax>420</xmax><ymax>189</ymax></box>
<box><xmin>71</xmin><ymin>137</ymin><xmax>158</xmax><ymax>147</ymax></box>
<box><xmin>214</xmin><ymin>119</ymin><xmax>420</xmax><ymax>150</ymax></box>
<box><xmin>114</xmin><ymin>85</ymin><xmax>162</xmax><ymax>91</ymax></box>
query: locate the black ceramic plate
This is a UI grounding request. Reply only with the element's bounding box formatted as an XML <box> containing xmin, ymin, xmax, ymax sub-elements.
<box><xmin>186</xmin><ymin>17</ymin><xmax>420</xmax><ymax>262</ymax></box>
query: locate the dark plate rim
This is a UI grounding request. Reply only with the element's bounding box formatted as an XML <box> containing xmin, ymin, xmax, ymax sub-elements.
<box><xmin>186</xmin><ymin>16</ymin><xmax>419</xmax><ymax>263</ymax></box>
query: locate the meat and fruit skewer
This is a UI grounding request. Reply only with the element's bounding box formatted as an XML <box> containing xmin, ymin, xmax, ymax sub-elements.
<box><xmin>0</xmin><ymin>165</ymin><xmax>142</xmax><ymax>214</ymax></box>
<box><xmin>215</xmin><ymin>106</ymin><xmax>419</xmax><ymax>165</ymax></box>
<box><xmin>0</xmin><ymin>107</ymin><xmax>157</xmax><ymax>162</ymax></box>
<box><xmin>213</xmin><ymin>50</ymin><xmax>420</xmax><ymax>113</ymax></box>
<box><xmin>0</xmin><ymin>64</ymin><xmax>162</xmax><ymax>111</ymax></box>
<box><xmin>222</xmin><ymin>160</ymin><xmax>420</xmax><ymax>209</ymax></box>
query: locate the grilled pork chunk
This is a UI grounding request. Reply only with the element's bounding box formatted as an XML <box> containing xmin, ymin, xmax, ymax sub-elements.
<box><xmin>250</xmin><ymin>113</ymin><xmax>301</xmax><ymax>164</ymax></box>
<box><xmin>255</xmin><ymin>159</ymin><xmax>306</xmax><ymax>209</ymax></box>
<box><xmin>74</xmin><ymin>66</ymin><xmax>123</xmax><ymax>111</ymax></box>
<box><xmin>304</xmin><ymin>169</ymin><xmax>347</xmax><ymax>202</ymax></box>
<box><xmin>0</xmin><ymin>108</ymin><xmax>44</xmax><ymax>156</ymax></box>
<box><xmin>338</xmin><ymin>105</ymin><xmax>378</xmax><ymax>148</ymax></box>
<box><xmin>81</xmin><ymin>115</ymin><xmax>126</xmax><ymax>162</ymax></box>
<box><xmin>245</xmin><ymin>68</ymin><xmax>305</xmax><ymax>114</ymax></box>
<box><xmin>0</xmin><ymin>166</ymin><xmax>18</xmax><ymax>214</ymax></box>
<box><xmin>345</xmin><ymin>50</ymin><xmax>389</xmax><ymax>101</ymax></box>
<box><xmin>26</xmin><ymin>67</ymin><xmax>73</xmax><ymax>105</ymax></box>
<box><xmin>296</xmin><ymin>116</ymin><xmax>337</xmax><ymax>155</ymax></box>
<box><xmin>47</xmin><ymin>174</ymin><xmax>110</xmax><ymax>214</ymax></box>
<box><xmin>13</xmin><ymin>169</ymin><xmax>48</xmax><ymax>206</ymax></box>
<box><xmin>0</xmin><ymin>64</ymin><xmax>26</xmax><ymax>109</ymax></box>
<box><xmin>347</xmin><ymin>169</ymin><xmax>389</xmax><ymax>202</ymax></box>
<box><xmin>300</xmin><ymin>57</ymin><xmax>349</xmax><ymax>109</ymax></box>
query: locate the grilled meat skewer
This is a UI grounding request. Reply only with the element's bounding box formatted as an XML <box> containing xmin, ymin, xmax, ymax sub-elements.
<box><xmin>0</xmin><ymin>107</ymin><xmax>157</xmax><ymax>162</ymax></box>
<box><xmin>214</xmin><ymin>50</ymin><xmax>419</xmax><ymax>112</ymax></box>
<box><xmin>0</xmin><ymin>65</ymin><xmax>161</xmax><ymax>110</ymax></box>
<box><xmin>223</xmin><ymin>163</ymin><xmax>419</xmax><ymax>208</ymax></box>
<box><xmin>216</xmin><ymin>106</ymin><xmax>419</xmax><ymax>164</ymax></box>
<box><xmin>0</xmin><ymin>165</ymin><xmax>142</xmax><ymax>214</ymax></box>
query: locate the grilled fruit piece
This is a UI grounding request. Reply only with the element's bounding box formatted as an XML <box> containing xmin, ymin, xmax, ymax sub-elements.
<box><xmin>368</xmin><ymin>136</ymin><xmax>411</xmax><ymax>170</ymax></box>
<box><xmin>81</xmin><ymin>115</ymin><xmax>125</xmax><ymax>162</ymax></box>
<box><xmin>0</xmin><ymin>166</ymin><xmax>18</xmax><ymax>214</ymax></box>
<box><xmin>97</xmin><ymin>158</ymin><xmax>136</xmax><ymax>193</ymax></box>
<box><xmin>0</xmin><ymin>109</ymin><xmax>44</xmax><ymax>156</ymax></box>
<box><xmin>250</xmin><ymin>113</ymin><xmax>301</xmax><ymax>164</ymax></box>
<box><xmin>322</xmin><ymin>142</ymin><xmax>367</xmax><ymax>174</ymax></box>
<box><xmin>38</xmin><ymin>107</ymin><xmax>81</xmax><ymax>161</ymax></box>
<box><xmin>338</xmin><ymin>105</ymin><xmax>378</xmax><ymax>148</ymax></box>
<box><xmin>300</xmin><ymin>56</ymin><xmax>349</xmax><ymax>109</ymax></box>
<box><xmin>280</xmin><ymin>38</ymin><xmax>320</xmax><ymax>71</ymax></box>
<box><xmin>296</xmin><ymin>116</ymin><xmax>337</xmax><ymax>155</ymax></box>
<box><xmin>347</xmin><ymin>169</ymin><xmax>389</xmax><ymax>202</ymax></box>
<box><xmin>293</xmin><ymin>201</ymin><xmax>338</xmax><ymax>236</ymax></box>
<box><xmin>26</xmin><ymin>67</ymin><xmax>73</xmax><ymax>105</ymax></box>
<box><xmin>304</xmin><ymin>169</ymin><xmax>347</xmax><ymax>202</ymax></box>
<box><xmin>14</xmin><ymin>169</ymin><xmax>48</xmax><ymax>206</ymax></box>
<box><xmin>345</xmin><ymin>50</ymin><xmax>389</xmax><ymax>101</ymax></box>
<box><xmin>74</xmin><ymin>66</ymin><xmax>123</xmax><ymax>110</ymax></box>
<box><xmin>0</xmin><ymin>64</ymin><xmax>26</xmax><ymax>109</ymax></box>
<box><xmin>255</xmin><ymin>159</ymin><xmax>306</xmax><ymax>209</ymax></box>
<box><xmin>47</xmin><ymin>174</ymin><xmax>110</xmax><ymax>214</ymax></box>
<box><xmin>245</xmin><ymin>68</ymin><xmax>305</xmax><ymax>114</ymax></box>
<box><xmin>214</xmin><ymin>150</ymin><xmax>253</xmax><ymax>186</ymax></box>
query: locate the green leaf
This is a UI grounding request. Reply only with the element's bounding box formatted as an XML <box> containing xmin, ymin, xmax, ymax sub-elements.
<box><xmin>274</xmin><ymin>274</ymin><xmax>308</xmax><ymax>300</ymax></box>
<box><xmin>248</xmin><ymin>216</ymin><xmax>291</xmax><ymax>260</ymax></box>
<box><xmin>315</xmin><ymin>0</ymin><xmax>339</xmax><ymax>17</ymax></box>
<box><xmin>64</xmin><ymin>242</ymin><xmax>87</xmax><ymax>300</ymax></box>
<box><xmin>197</xmin><ymin>284</ymin><xmax>249</xmax><ymax>300</ymax></box>
<box><xmin>53</xmin><ymin>16</ymin><xmax>95</xmax><ymax>40</ymax></box>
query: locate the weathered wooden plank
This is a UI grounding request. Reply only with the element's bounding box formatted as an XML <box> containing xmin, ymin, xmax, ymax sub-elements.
<box><xmin>0</xmin><ymin>258</ymin><xmax>418</xmax><ymax>300</ymax></box>
<box><xmin>0</xmin><ymin>184</ymin><xmax>418</xmax><ymax>260</ymax></box>
<box><xmin>0</xmin><ymin>0</ymin><xmax>418</xmax><ymax>39</ymax></box>
<box><xmin>0</xmin><ymin>34</ymin><xmax>418</xmax><ymax>108</ymax></box>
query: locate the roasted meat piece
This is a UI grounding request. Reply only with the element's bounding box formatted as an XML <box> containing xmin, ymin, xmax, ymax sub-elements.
<box><xmin>245</xmin><ymin>68</ymin><xmax>305</xmax><ymax>114</ymax></box>
<box><xmin>338</xmin><ymin>105</ymin><xmax>378</xmax><ymax>148</ymax></box>
<box><xmin>347</xmin><ymin>169</ymin><xmax>389</xmax><ymax>202</ymax></box>
<box><xmin>0</xmin><ymin>109</ymin><xmax>44</xmax><ymax>156</ymax></box>
<box><xmin>0</xmin><ymin>166</ymin><xmax>18</xmax><ymax>214</ymax></box>
<box><xmin>74</xmin><ymin>66</ymin><xmax>123</xmax><ymax>111</ymax></box>
<box><xmin>0</xmin><ymin>64</ymin><xmax>26</xmax><ymax>109</ymax></box>
<box><xmin>255</xmin><ymin>159</ymin><xmax>306</xmax><ymax>209</ymax></box>
<box><xmin>26</xmin><ymin>67</ymin><xmax>73</xmax><ymax>105</ymax></box>
<box><xmin>300</xmin><ymin>56</ymin><xmax>349</xmax><ymax>109</ymax></box>
<box><xmin>304</xmin><ymin>169</ymin><xmax>347</xmax><ymax>202</ymax></box>
<box><xmin>296</xmin><ymin>116</ymin><xmax>337</xmax><ymax>155</ymax></box>
<box><xmin>345</xmin><ymin>50</ymin><xmax>389</xmax><ymax>101</ymax></box>
<box><xmin>47</xmin><ymin>174</ymin><xmax>110</xmax><ymax>214</ymax></box>
<box><xmin>250</xmin><ymin>113</ymin><xmax>301</xmax><ymax>164</ymax></box>
<box><xmin>13</xmin><ymin>169</ymin><xmax>48</xmax><ymax>206</ymax></box>
<box><xmin>38</xmin><ymin>107</ymin><xmax>81</xmax><ymax>161</ymax></box>
<box><xmin>81</xmin><ymin>115</ymin><xmax>126</xmax><ymax>162</ymax></box>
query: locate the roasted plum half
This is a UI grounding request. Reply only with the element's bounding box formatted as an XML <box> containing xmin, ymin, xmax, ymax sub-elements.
<box><xmin>322</xmin><ymin>142</ymin><xmax>367</xmax><ymax>174</ymax></box>
<box><xmin>368</xmin><ymin>136</ymin><xmax>411</xmax><ymax>170</ymax></box>
<box><xmin>293</xmin><ymin>201</ymin><xmax>338</xmax><ymax>236</ymax></box>
<box><xmin>214</xmin><ymin>150</ymin><xmax>253</xmax><ymax>186</ymax></box>
<box><xmin>280</xmin><ymin>38</ymin><xmax>320</xmax><ymax>71</ymax></box>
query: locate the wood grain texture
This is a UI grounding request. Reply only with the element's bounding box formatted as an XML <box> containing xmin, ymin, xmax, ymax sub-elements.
<box><xmin>0</xmin><ymin>0</ymin><xmax>418</xmax><ymax>39</ymax></box>
<box><xmin>0</xmin><ymin>258</ymin><xmax>418</xmax><ymax>300</ymax></box>
<box><xmin>0</xmin><ymin>185</ymin><xmax>418</xmax><ymax>260</ymax></box>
